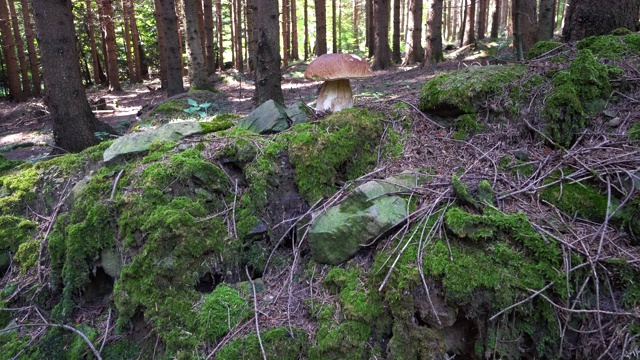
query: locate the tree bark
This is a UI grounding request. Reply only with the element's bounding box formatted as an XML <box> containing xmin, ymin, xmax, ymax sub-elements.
<box><xmin>183</xmin><ymin>0</ymin><xmax>209</xmax><ymax>89</ymax></box>
<box><xmin>517</xmin><ymin>0</ymin><xmax>537</xmax><ymax>53</ymax></box>
<box><xmin>203</xmin><ymin>0</ymin><xmax>216</xmax><ymax>74</ymax></box>
<box><xmin>283</xmin><ymin>0</ymin><xmax>290</xmax><ymax>65</ymax></box>
<box><xmin>122</xmin><ymin>0</ymin><xmax>136</xmax><ymax>83</ymax></box>
<box><xmin>372</xmin><ymin>0</ymin><xmax>391</xmax><ymax>70</ymax></box>
<box><xmin>458</xmin><ymin>0</ymin><xmax>467</xmax><ymax>46</ymax></box>
<box><xmin>332</xmin><ymin>0</ymin><xmax>337</xmax><ymax>52</ymax></box>
<box><xmin>153</xmin><ymin>0</ymin><xmax>169</xmax><ymax>88</ymax></box>
<box><xmin>130</xmin><ymin>4</ymin><xmax>144</xmax><ymax>82</ymax></box>
<box><xmin>233</xmin><ymin>0</ymin><xmax>243</xmax><ymax>71</ymax></box>
<box><xmin>21</xmin><ymin>0</ymin><xmax>41</xmax><ymax>95</ymax></box>
<box><xmin>490</xmin><ymin>0</ymin><xmax>501</xmax><ymax>38</ymax></box>
<box><xmin>392</xmin><ymin>0</ymin><xmax>401</xmax><ymax>63</ymax></box>
<box><xmin>290</xmin><ymin>0</ymin><xmax>299</xmax><ymax>59</ymax></box>
<box><xmin>463</xmin><ymin>0</ymin><xmax>475</xmax><ymax>45</ymax></box>
<box><xmin>216</xmin><ymin>0</ymin><xmax>223</xmax><ymax>71</ymax></box>
<box><xmin>8</xmin><ymin>0</ymin><xmax>30</xmax><ymax>96</ymax></box>
<box><xmin>32</xmin><ymin>0</ymin><xmax>102</xmax><ymax>152</ymax></box>
<box><xmin>353</xmin><ymin>0</ymin><xmax>359</xmax><ymax>50</ymax></box>
<box><xmin>99</xmin><ymin>0</ymin><xmax>122</xmax><ymax>91</ymax></box>
<box><xmin>402</xmin><ymin>0</ymin><xmax>423</xmax><ymax>65</ymax></box>
<box><xmin>162</xmin><ymin>0</ymin><xmax>185</xmax><ymax>96</ymax></box>
<box><xmin>424</xmin><ymin>0</ymin><xmax>444</xmax><ymax>65</ymax></box>
<box><xmin>537</xmin><ymin>0</ymin><xmax>555</xmax><ymax>40</ymax></box>
<box><xmin>252</xmin><ymin>0</ymin><xmax>284</xmax><ymax>105</ymax></box>
<box><xmin>315</xmin><ymin>0</ymin><xmax>328</xmax><ymax>55</ymax></box>
<box><xmin>477</xmin><ymin>0</ymin><xmax>488</xmax><ymax>40</ymax></box>
<box><xmin>513</xmin><ymin>0</ymin><xmax>524</xmax><ymax>60</ymax></box>
<box><xmin>563</xmin><ymin>0</ymin><xmax>640</xmax><ymax>42</ymax></box>
<box><xmin>0</xmin><ymin>0</ymin><xmax>23</xmax><ymax>101</ymax></box>
<box><xmin>304</xmin><ymin>0</ymin><xmax>309</xmax><ymax>59</ymax></box>
<box><xmin>246</xmin><ymin>0</ymin><xmax>256</xmax><ymax>71</ymax></box>
<box><xmin>85</xmin><ymin>0</ymin><xmax>102</xmax><ymax>85</ymax></box>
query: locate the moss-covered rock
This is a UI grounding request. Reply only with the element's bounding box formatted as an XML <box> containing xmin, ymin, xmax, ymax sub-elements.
<box><xmin>526</xmin><ymin>40</ymin><xmax>563</xmax><ymax>59</ymax></box>
<box><xmin>140</xmin><ymin>90</ymin><xmax>224</xmax><ymax>126</ymax></box>
<box><xmin>216</xmin><ymin>327</ymin><xmax>308</xmax><ymax>360</ymax></box>
<box><xmin>419</xmin><ymin>65</ymin><xmax>526</xmax><ymax>117</ymax></box>
<box><xmin>577</xmin><ymin>32</ymin><xmax>640</xmax><ymax>59</ymax></box>
<box><xmin>198</xmin><ymin>284</ymin><xmax>249</xmax><ymax>342</ymax></box>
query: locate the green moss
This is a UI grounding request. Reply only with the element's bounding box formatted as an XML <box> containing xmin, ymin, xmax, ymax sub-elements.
<box><xmin>0</xmin><ymin>216</ymin><xmax>37</xmax><ymax>252</ymax></box>
<box><xmin>14</xmin><ymin>238</ymin><xmax>40</xmax><ymax>271</ymax></box>
<box><xmin>102</xmin><ymin>339</ymin><xmax>141</xmax><ymax>360</ymax></box>
<box><xmin>199</xmin><ymin>117</ymin><xmax>235</xmax><ymax>134</ymax></box>
<box><xmin>216</xmin><ymin>327</ymin><xmax>308</xmax><ymax>360</ymax></box>
<box><xmin>526</xmin><ymin>40</ymin><xmax>563</xmax><ymax>59</ymax></box>
<box><xmin>288</xmin><ymin>108</ymin><xmax>384</xmax><ymax>202</ymax></box>
<box><xmin>198</xmin><ymin>284</ymin><xmax>249</xmax><ymax>342</ymax></box>
<box><xmin>0</xmin><ymin>154</ymin><xmax>21</xmax><ymax>175</ymax></box>
<box><xmin>419</xmin><ymin>65</ymin><xmax>526</xmax><ymax>114</ymax></box>
<box><xmin>577</xmin><ymin>33</ymin><xmax>640</xmax><ymax>59</ymax></box>
<box><xmin>452</xmin><ymin>114</ymin><xmax>483</xmax><ymax>140</ymax></box>
<box><xmin>629</xmin><ymin>123</ymin><xmax>640</xmax><ymax>140</ymax></box>
<box><xmin>0</xmin><ymin>165</ymin><xmax>39</xmax><ymax>214</ymax></box>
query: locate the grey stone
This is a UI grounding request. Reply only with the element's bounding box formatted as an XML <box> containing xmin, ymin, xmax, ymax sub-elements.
<box><xmin>100</xmin><ymin>248</ymin><xmax>122</xmax><ymax>279</ymax></box>
<box><xmin>237</xmin><ymin>100</ymin><xmax>290</xmax><ymax>134</ymax></box>
<box><xmin>285</xmin><ymin>101</ymin><xmax>311</xmax><ymax>125</ymax></box>
<box><xmin>103</xmin><ymin>121</ymin><xmax>203</xmax><ymax>162</ymax></box>
<box><xmin>308</xmin><ymin>172</ymin><xmax>423</xmax><ymax>265</ymax></box>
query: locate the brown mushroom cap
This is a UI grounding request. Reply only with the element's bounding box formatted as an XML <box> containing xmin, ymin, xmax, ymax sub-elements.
<box><xmin>304</xmin><ymin>53</ymin><xmax>373</xmax><ymax>81</ymax></box>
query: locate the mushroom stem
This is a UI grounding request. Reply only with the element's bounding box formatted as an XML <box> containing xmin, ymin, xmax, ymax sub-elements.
<box><xmin>316</xmin><ymin>79</ymin><xmax>353</xmax><ymax>112</ymax></box>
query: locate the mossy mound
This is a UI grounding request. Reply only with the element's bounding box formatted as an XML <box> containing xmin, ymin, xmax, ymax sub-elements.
<box><xmin>577</xmin><ymin>32</ymin><xmax>640</xmax><ymax>59</ymax></box>
<box><xmin>526</xmin><ymin>40</ymin><xmax>563</xmax><ymax>59</ymax></box>
<box><xmin>216</xmin><ymin>327</ymin><xmax>308</xmax><ymax>360</ymax></box>
<box><xmin>139</xmin><ymin>90</ymin><xmax>228</xmax><ymax>127</ymax></box>
<box><xmin>419</xmin><ymin>65</ymin><xmax>526</xmax><ymax>117</ymax></box>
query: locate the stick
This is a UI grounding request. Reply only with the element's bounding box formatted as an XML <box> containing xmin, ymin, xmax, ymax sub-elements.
<box><xmin>5</xmin><ymin>323</ymin><xmax>101</xmax><ymax>360</ymax></box>
<box><xmin>246</xmin><ymin>266</ymin><xmax>267</xmax><ymax>360</ymax></box>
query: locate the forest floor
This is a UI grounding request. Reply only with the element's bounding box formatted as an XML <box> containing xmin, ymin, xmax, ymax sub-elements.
<box><xmin>0</xmin><ymin>47</ymin><xmax>484</xmax><ymax>162</ymax></box>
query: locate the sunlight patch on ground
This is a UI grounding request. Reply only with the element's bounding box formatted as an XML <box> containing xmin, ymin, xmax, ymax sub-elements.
<box><xmin>0</xmin><ymin>131</ymin><xmax>51</xmax><ymax>147</ymax></box>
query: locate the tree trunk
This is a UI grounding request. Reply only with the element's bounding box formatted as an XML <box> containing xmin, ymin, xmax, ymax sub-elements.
<box><xmin>21</xmin><ymin>0</ymin><xmax>41</xmax><ymax>95</ymax></box>
<box><xmin>372</xmin><ymin>0</ymin><xmax>391</xmax><ymax>70</ymax></box>
<box><xmin>490</xmin><ymin>0</ymin><xmax>501</xmax><ymax>38</ymax></box>
<box><xmin>458</xmin><ymin>0</ymin><xmax>467</xmax><ymax>46</ymax></box>
<box><xmin>283</xmin><ymin>0</ymin><xmax>290</xmax><ymax>65</ymax></box>
<box><xmin>338</xmin><ymin>0</ymin><xmax>342</xmax><ymax>52</ymax></box>
<box><xmin>32</xmin><ymin>0</ymin><xmax>102</xmax><ymax>152</ymax></box>
<box><xmin>537</xmin><ymin>0</ymin><xmax>555</xmax><ymax>40</ymax></box>
<box><xmin>153</xmin><ymin>0</ymin><xmax>169</xmax><ymax>88</ymax></box>
<box><xmin>216</xmin><ymin>0</ymin><xmax>223</xmax><ymax>71</ymax></box>
<box><xmin>332</xmin><ymin>0</ymin><xmax>337</xmax><ymax>52</ymax></box>
<box><xmin>86</xmin><ymin>0</ymin><xmax>102</xmax><ymax>86</ymax></box>
<box><xmin>233</xmin><ymin>0</ymin><xmax>243</xmax><ymax>71</ymax></box>
<box><xmin>477</xmin><ymin>0</ymin><xmax>487</xmax><ymax>40</ymax></box>
<box><xmin>424</xmin><ymin>0</ymin><xmax>444</xmax><ymax>64</ymax></box>
<box><xmin>452</xmin><ymin>0</ymin><xmax>458</xmax><ymax>42</ymax></box>
<box><xmin>518</xmin><ymin>0</ymin><xmax>537</xmax><ymax>53</ymax></box>
<box><xmin>563</xmin><ymin>0</ymin><xmax>640</xmax><ymax>42</ymax></box>
<box><xmin>315</xmin><ymin>0</ymin><xmax>327</xmax><ymax>55</ymax></box>
<box><xmin>162</xmin><ymin>0</ymin><xmax>185</xmax><ymax>96</ymax></box>
<box><xmin>203</xmin><ymin>0</ymin><xmax>215</xmax><ymax>74</ymax></box>
<box><xmin>99</xmin><ymin>0</ymin><xmax>122</xmax><ymax>91</ymax></box>
<box><xmin>290</xmin><ymin>0</ymin><xmax>299</xmax><ymax>59</ymax></box>
<box><xmin>392</xmin><ymin>0</ymin><xmax>401</xmax><ymax>63</ymax></box>
<box><xmin>402</xmin><ymin>0</ymin><xmax>423</xmax><ymax>65</ymax></box>
<box><xmin>196</xmin><ymin>0</ymin><xmax>206</xmax><ymax>57</ymax></box>
<box><xmin>122</xmin><ymin>0</ymin><xmax>135</xmax><ymax>83</ymax></box>
<box><xmin>252</xmin><ymin>0</ymin><xmax>284</xmax><ymax>105</ymax></box>
<box><xmin>8</xmin><ymin>0</ymin><xmax>30</xmax><ymax>96</ymax></box>
<box><xmin>353</xmin><ymin>0</ymin><xmax>360</xmax><ymax>50</ymax></box>
<box><xmin>183</xmin><ymin>0</ymin><xmax>209</xmax><ymax>89</ymax></box>
<box><xmin>246</xmin><ymin>0</ymin><xmax>256</xmax><ymax>71</ymax></box>
<box><xmin>366</xmin><ymin>0</ymin><xmax>375</xmax><ymax>57</ymax></box>
<box><xmin>513</xmin><ymin>0</ymin><xmax>524</xmax><ymax>60</ymax></box>
<box><xmin>304</xmin><ymin>0</ymin><xmax>309</xmax><ymax>59</ymax></box>
<box><xmin>130</xmin><ymin>3</ymin><xmax>144</xmax><ymax>82</ymax></box>
<box><xmin>0</xmin><ymin>0</ymin><xmax>23</xmax><ymax>101</ymax></box>
<box><xmin>463</xmin><ymin>0</ymin><xmax>475</xmax><ymax>45</ymax></box>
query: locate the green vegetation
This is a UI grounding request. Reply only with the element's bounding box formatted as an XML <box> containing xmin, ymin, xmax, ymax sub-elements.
<box><xmin>198</xmin><ymin>284</ymin><xmax>249</xmax><ymax>342</ymax></box>
<box><xmin>577</xmin><ymin>32</ymin><xmax>640</xmax><ymax>59</ymax></box>
<box><xmin>216</xmin><ymin>327</ymin><xmax>308</xmax><ymax>360</ymax></box>
<box><xmin>526</xmin><ymin>40</ymin><xmax>563</xmax><ymax>59</ymax></box>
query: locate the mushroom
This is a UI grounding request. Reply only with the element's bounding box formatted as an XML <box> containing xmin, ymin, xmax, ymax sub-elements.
<box><xmin>304</xmin><ymin>53</ymin><xmax>373</xmax><ymax>113</ymax></box>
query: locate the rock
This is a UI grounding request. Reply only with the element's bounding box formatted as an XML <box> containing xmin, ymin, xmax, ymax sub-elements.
<box><xmin>606</xmin><ymin>117</ymin><xmax>621</xmax><ymax>127</ymax></box>
<box><xmin>103</xmin><ymin>121</ymin><xmax>203</xmax><ymax>162</ymax></box>
<box><xmin>285</xmin><ymin>101</ymin><xmax>311</xmax><ymax>125</ymax></box>
<box><xmin>512</xmin><ymin>149</ymin><xmax>529</xmax><ymax>161</ymax></box>
<box><xmin>237</xmin><ymin>100</ymin><xmax>290</xmax><ymax>134</ymax></box>
<box><xmin>100</xmin><ymin>248</ymin><xmax>122</xmax><ymax>279</ymax></box>
<box><xmin>309</xmin><ymin>172</ymin><xmax>423</xmax><ymax>265</ymax></box>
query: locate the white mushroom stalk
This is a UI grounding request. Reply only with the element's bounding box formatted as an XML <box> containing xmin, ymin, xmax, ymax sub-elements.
<box><xmin>304</xmin><ymin>53</ymin><xmax>373</xmax><ymax>113</ymax></box>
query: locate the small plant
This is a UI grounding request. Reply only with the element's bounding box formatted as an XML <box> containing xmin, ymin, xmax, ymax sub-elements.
<box><xmin>184</xmin><ymin>98</ymin><xmax>212</xmax><ymax>118</ymax></box>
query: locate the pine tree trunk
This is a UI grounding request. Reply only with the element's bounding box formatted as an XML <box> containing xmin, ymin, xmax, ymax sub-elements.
<box><xmin>86</xmin><ymin>0</ymin><xmax>103</xmax><ymax>86</ymax></box>
<box><xmin>283</xmin><ymin>0</ymin><xmax>290</xmax><ymax>65</ymax></box>
<box><xmin>452</xmin><ymin>0</ymin><xmax>458</xmax><ymax>42</ymax></box>
<box><xmin>304</xmin><ymin>0</ymin><xmax>310</xmax><ymax>59</ymax></box>
<box><xmin>0</xmin><ymin>0</ymin><xmax>23</xmax><ymax>101</ymax></box>
<box><xmin>372</xmin><ymin>0</ymin><xmax>391</xmax><ymax>70</ymax></box>
<box><xmin>338</xmin><ymin>0</ymin><xmax>342</xmax><ymax>52</ymax></box>
<box><xmin>366</xmin><ymin>0</ymin><xmax>375</xmax><ymax>56</ymax></box>
<box><xmin>424</xmin><ymin>0</ymin><xmax>444</xmax><ymax>64</ymax></box>
<box><xmin>353</xmin><ymin>0</ymin><xmax>359</xmax><ymax>50</ymax></box>
<box><xmin>100</xmin><ymin>0</ymin><xmax>122</xmax><ymax>91</ymax></box>
<box><xmin>477</xmin><ymin>0</ymin><xmax>487</xmax><ymax>39</ymax></box>
<box><xmin>162</xmin><ymin>0</ymin><xmax>185</xmax><ymax>96</ymax></box>
<box><xmin>332</xmin><ymin>0</ymin><xmax>337</xmax><ymax>53</ymax></box>
<box><xmin>233</xmin><ymin>0</ymin><xmax>243</xmax><ymax>71</ymax></box>
<box><xmin>8</xmin><ymin>0</ymin><xmax>30</xmax><ymax>96</ymax></box>
<box><xmin>463</xmin><ymin>0</ymin><xmax>475</xmax><ymax>45</ymax></box>
<box><xmin>203</xmin><ymin>0</ymin><xmax>216</xmax><ymax>74</ymax></box>
<box><xmin>513</xmin><ymin>0</ymin><xmax>524</xmax><ymax>60</ymax></box>
<box><xmin>20</xmin><ymin>0</ymin><xmax>41</xmax><ymax>95</ymax></box>
<box><xmin>563</xmin><ymin>0</ymin><xmax>640</xmax><ymax>42</ymax></box>
<box><xmin>216</xmin><ymin>0</ymin><xmax>223</xmax><ymax>71</ymax></box>
<box><xmin>316</xmin><ymin>0</ymin><xmax>327</xmax><ymax>55</ymax></box>
<box><xmin>32</xmin><ymin>0</ymin><xmax>101</xmax><ymax>152</ymax></box>
<box><xmin>183</xmin><ymin>0</ymin><xmax>209</xmax><ymax>89</ymax></box>
<box><xmin>537</xmin><ymin>0</ymin><xmax>555</xmax><ymax>40</ymax></box>
<box><xmin>253</xmin><ymin>0</ymin><xmax>284</xmax><ymax>105</ymax></box>
<box><xmin>196</xmin><ymin>0</ymin><xmax>206</xmax><ymax>57</ymax></box>
<box><xmin>153</xmin><ymin>0</ymin><xmax>169</xmax><ymax>88</ymax></box>
<box><xmin>290</xmin><ymin>0</ymin><xmax>299</xmax><ymax>59</ymax></box>
<box><xmin>490</xmin><ymin>0</ymin><xmax>501</xmax><ymax>38</ymax></box>
<box><xmin>122</xmin><ymin>0</ymin><xmax>135</xmax><ymax>83</ymax></box>
<box><xmin>246</xmin><ymin>0</ymin><xmax>255</xmax><ymax>71</ymax></box>
<box><xmin>458</xmin><ymin>0</ymin><xmax>467</xmax><ymax>46</ymax></box>
<box><xmin>518</xmin><ymin>0</ymin><xmax>537</xmax><ymax>52</ymax></box>
<box><xmin>392</xmin><ymin>0</ymin><xmax>401</xmax><ymax>63</ymax></box>
<box><xmin>130</xmin><ymin>4</ymin><xmax>144</xmax><ymax>82</ymax></box>
<box><xmin>403</xmin><ymin>0</ymin><xmax>423</xmax><ymax>65</ymax></box>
